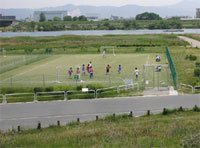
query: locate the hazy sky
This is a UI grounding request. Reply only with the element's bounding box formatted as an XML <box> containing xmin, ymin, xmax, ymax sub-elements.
<box><xmin>1</xmin><ymin>0</ymin><xmax>184</xmax><ymax>9</ymax></box>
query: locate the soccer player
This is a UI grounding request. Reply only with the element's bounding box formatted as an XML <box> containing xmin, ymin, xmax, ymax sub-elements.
<box><xmin>135</xmin><ymin>67</ymin><xmax>139</xmax><ymax>80</ymax></box>
<box><xmin>89</xmin><ymin>61</ymin><xmax>92</xmax><ymax>67</ymax></box>
<box><xmin>106</xmin><ymin>64</ymin><xmax>111</xmax><ymax>75</ymax></box>
<box><xmin>87</xmin><ymin>64</ymin><xmax>90</xmax><ymax>73</ymax></box>
<box><xmin>76</xmin><ymin>67</ymin><xmax>81</xmax><ymax>80</ymax></box>
<box><xmin>102</xmin><ymin>49</ymin><xmax>106</xmax><ymax>58</ymax></box>
<box><xmin>68</xmin><ymin>67</ymin><xmax>73</xmax><ymax>79</ymax></box>
<box><xmin>82</xmin><ymin>64</ymin><xmax>85</xmax><ymax>75</ymax></box>
<box><xmin>155</xmin><ymin>65</ymin><xmax>162</xmax><ymax>72</ymax></box>
<box><xmin>90</xmin><ymin>66</ymin><xmax>93</xmax><ymax>78</ymax></box>
<box><xmin>118</xmin><ymin>65</ymin><xmax>122</xmax><ymax>74</ymax></box>
<box><xmin>156</xmin><ymin>55</ymin><xmax>161</xmax><ymax>62</ymax></box>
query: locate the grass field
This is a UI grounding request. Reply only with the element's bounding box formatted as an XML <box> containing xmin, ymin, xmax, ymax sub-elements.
<box><xmin>0</xmin><ymin>53</ymin><xmax>168</xmax><ymax>90</ymax></box>
<box><xmin>0</xmin><ymin>109</ymin><xmax>199</xmax><ymax>148</ymax></box>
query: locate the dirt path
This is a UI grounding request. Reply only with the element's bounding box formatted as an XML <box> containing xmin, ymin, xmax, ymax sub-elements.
<box><xmin>178</xmin><ymin>36</ymin><xmax>200</xmax><ymax>48</ymax></box>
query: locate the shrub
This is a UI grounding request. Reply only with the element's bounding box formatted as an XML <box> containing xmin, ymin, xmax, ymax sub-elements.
<box><xmin>45</xmin><ymin>87</ymin><xmax>54</xmax><ymax>92</ymax></box>
<box><xmin>195</xmin><ymin>62</ymin><xmax>200</xmax><ymax>67</ymax></box>
<box><xmin>86</xmin><ymin>83</ymin><xmax>104</xmax><ymax>90</ymax></box>
<box><xmin>182</xmin><ymin>134</ymin><xmax>200</xmax><ymax>148</ymax></box>
<box><xmin>33</xmin><ymin>87</ymin><xmax>44</xmax><ymax>93</ymax></box>
<box><xmin>76</xmin><ymin>85</ymin><xmax>83</xmax><ymax>91</ymax></box>
<box><xmin>185</xmin><ymin>54</ymin><xmax>197</xmax><ymax>61</ymax></box>
<box><xmin>135</xmin><ymin>47</ymin><xmax>144</xmax><ymax>52</ymax></box>
<box><xmin>194</xmin><ymin>68</ymin><xmax>200</xmax><ymax>77</ymax></box>
<box><xmin>193</xmin><ymin>105</ymin><xmax>200</xmax><ymax>112</ymax></box>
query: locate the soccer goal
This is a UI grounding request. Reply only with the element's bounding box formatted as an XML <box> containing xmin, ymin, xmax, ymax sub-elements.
<box><xmin>100</xmin><ymin>46</ymin><xmax>115</xmax><ymax>56</ymax></box>
<box><xmin>143</xmin><ymin>64</ymin><xmax>170</xmax><ymax>90</ymax></box>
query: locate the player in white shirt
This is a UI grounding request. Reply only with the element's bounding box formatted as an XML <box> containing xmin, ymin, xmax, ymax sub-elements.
<box><xmin>135</xmin><ymin>67</ymin><xmax>139</xmax><ymax>80</ymax></box>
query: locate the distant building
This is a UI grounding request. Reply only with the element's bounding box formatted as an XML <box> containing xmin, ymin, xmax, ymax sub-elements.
<box><xmin>196</xmin><ymin>8</ymin><xmax>200</xmax><ymax>18</ymax></box>
<box><xmin>86</xmin><ymin>13</ymin><xmax>100</xmax><ymax>21</ymax></box>
<box><xmin>33</xmin><ymin>11</ymin><xmax>69</xmax><ymax>22</ymax></box>
<box><xmin>0</xmin><ymin>14</ymin><xmax>16</xmax><ymax>27</ymax></box>
<box><xmin>110</xmin><ymin>15</ymin><xmax>124</xmax><ymax>20</ymax></box>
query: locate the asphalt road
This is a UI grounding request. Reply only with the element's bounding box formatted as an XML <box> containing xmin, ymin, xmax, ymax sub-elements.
<box><xmin>0</xmin><ymin>95</ymin><xmax>199</xmax><ymax>131</ymax></box>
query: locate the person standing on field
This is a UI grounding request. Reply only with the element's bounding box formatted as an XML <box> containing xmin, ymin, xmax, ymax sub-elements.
<box><xmin>82</xmin><ymin>64</ymin><xmax>85</xmax><ymax>75</ymax></box>
<box><xmin>68</xmin><ymin>67</ymin><xmax>73</xmax><ymax>79</ymax></box>
<box><xmin>87</xmin><ymin>64</ymin><xmax>90</xmax><ymax>73</ymax></box>
<box><xmin>102</xmin><ymin>49</ymin><xmax>106</xmax><ymax>58</ymax></box>
<box><xmin>90</xmin><ymin>66</ymin><xmax>93</xmax><ymax>78</ymax></box>
<box><xmin>106</xmin><ymin>64</ymin><xmax>111</xmax><ymax>75</ymax></box>
<box><xmin>76</xmin><ymin>67</ymin><xmax>81</xmax><ymax>80</ymax></box>
<box><xmin>118</xmin><ymin>65</ymin><xmax>122</xmax><ymax>74</ymax></box>
<box><xmin>135</xmin><ymin>67</ymin><xmax>139</xmax><ymax>80</ymax></box>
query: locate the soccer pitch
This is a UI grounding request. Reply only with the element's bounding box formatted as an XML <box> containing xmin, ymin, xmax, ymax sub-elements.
<box><xmin>0</xmin><ymin>53</ymin><xmax>168</xmax><ymax>88</ymax></box>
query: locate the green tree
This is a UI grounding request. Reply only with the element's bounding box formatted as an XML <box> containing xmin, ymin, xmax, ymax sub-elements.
<box><xmin>64</xmin><ymin>16</ymin><xmax>72</xmax><ymax>21</ymax></box>
<box><xmin>78</xmin><ymin>15</ymin><xmax>87</xmax><ymax>21</ymax></box>
<box><xmin>39</xmin><ymin>13</ymin><xmax>46</xmax><ymax>22</ymax></box>
<box><xmin>136</xmin><ymin>12</ymin><xmax>162</xmax><ymax>20</ymax></box>
<box><xmin>53</xmin><ymin>17</ymin><xmax>61</xmax><ymax>21</ymax></box>
<box><xmin>73</xmin><ymin>16</ymin><xmax>79</xmax><ymax>21</ymax></box>
<box><xmin>123</xmin><ymin>21</ymin><xmax>131</xmax><ymax>28</ymax></box>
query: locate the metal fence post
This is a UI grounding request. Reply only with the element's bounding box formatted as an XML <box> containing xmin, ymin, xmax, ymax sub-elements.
<box><xmin>64</xmin><ymin>91</ymin><xmax>67</xmax><ymax>101</ymax></box>
<box><xmin>34</xmin><ymin>93</ymin><xmax>37</xmax><ymax>102</ymax></box>
<box><xmin>3</xmin><ymin>95</ymin><xmax>6</xmax><ymax>104</ymax></box>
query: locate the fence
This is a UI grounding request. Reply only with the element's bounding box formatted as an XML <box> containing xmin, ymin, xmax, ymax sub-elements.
<box><xmin>166</xmin><ymin>46</ymin><xmax>178</xmax><ymax>89</ymax></box>
<box><xmin>0</xmin><ymin>84</ymin><xmax>139</xmax><ymax>104</ymax></box>
<box><xmin>180</xmin><ymin>83</ymin><xmax>194</xmax><ymax>94</ymax></box>
<box><xmin>0</xmin><ymin>55</ymin><xmax>50</xmax><ymax>74</ymax></box>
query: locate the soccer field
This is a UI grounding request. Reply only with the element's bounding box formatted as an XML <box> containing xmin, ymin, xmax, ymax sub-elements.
<box><xmin>0</xmin><ymin>53</ymin><xmax>168</xmax><ymax>88</ymax></box>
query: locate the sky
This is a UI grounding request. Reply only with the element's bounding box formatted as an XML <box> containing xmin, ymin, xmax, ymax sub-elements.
<box><xmin>0</xmin><ymin>0</ymin><xmax>184</xmax><ymax>9</ymax></box>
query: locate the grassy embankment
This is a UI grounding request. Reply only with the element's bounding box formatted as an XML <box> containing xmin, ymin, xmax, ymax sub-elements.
<box><xmin>1</xmin><ymin>19</ymin><xmax>200</xmax><ymax>32</ymax></box>
<box><xmin>0</xmin><ymin>107</ymin><xmax>200</xmax><ymax>148</ymax></box>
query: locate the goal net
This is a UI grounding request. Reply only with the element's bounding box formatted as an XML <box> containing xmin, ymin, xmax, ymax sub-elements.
<box><xmin>143</xmin><ymin>64</ymin><xmax>170</xmax><ymax>90</ymax></box>
<box><xmin>100</xmin><ymin>46</ymin><xmax>115</xmax><ymax>56</ymax></box>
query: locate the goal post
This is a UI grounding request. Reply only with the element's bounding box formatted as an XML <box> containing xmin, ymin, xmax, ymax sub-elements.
<box><xmin>100</xmin><ymin>46</ymin><xmax>115</xmax><ymax>56</ymax></box>
<box><xmin>143</xmin><ymin>64</ymin><xmax>170</xmax><ymax>90</ymax></box>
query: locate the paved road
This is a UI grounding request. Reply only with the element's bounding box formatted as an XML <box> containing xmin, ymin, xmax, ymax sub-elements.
<box><xmin>178</xmin><ymin>36</ymin><xmax>200</xmax><ymax>48</ymax></box>
<box><xmin>0</xmin><ymin>95</ymin><xmax>199</xmax><ymax>131</ymax></box>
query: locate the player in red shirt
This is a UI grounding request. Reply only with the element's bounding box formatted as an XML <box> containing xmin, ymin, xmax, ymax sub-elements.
<box><xmin>106</xmin><ymin>64</ymin><xmax>111</xmax><ymax>75</ymax></box>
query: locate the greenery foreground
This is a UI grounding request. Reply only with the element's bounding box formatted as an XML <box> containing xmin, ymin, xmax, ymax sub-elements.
<box><xmin>0</xmin><ymin>107</ymin><xmax>200</xmax><ymax>148</ymax></box>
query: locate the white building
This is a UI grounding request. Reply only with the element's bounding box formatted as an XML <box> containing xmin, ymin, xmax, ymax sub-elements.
<box><xmin>86</xmin><ymin>13</ymin><xmax>100</xmax><ymax>21</ymax></box>
<box><xmin>33</xmin><ymin>11</ymin><xmax>69</xmax><ymax>22</ymax></box>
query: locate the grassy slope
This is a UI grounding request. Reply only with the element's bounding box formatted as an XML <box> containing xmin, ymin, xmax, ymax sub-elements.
<box><xmin>0</xmin><ymin>111</ymin><xmax>199</xmax><ymax>148</ymax></box>
<box><xmin>0</xmin><ymin>34</ymin><xmax>187</xmax><ymax>53</ymax></box>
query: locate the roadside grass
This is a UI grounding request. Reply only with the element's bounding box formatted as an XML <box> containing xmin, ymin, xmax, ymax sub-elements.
<box><xmin>0</xmin><ymin>34</ymin><xmax>187</xmax><ymax>52</ymax></box>
<box><xmin>0</xmin><ymin>109</ymin><xmax>199</xmax><ymax>148</ymax></box>
<box><xmin>170</xmin><ymin>46</ymin><xmax>200</xmax><ymax>86</ymax></box>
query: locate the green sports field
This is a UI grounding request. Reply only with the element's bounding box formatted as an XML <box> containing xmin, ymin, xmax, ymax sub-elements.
<box><xmin>0</xmin><ymin>53</ymin><xmax>168</xmax><ymax>89</ymax></box>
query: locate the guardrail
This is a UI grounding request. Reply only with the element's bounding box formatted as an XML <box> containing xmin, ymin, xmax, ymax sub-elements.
<box><xmin>66</xmin><ymin>90</ymin><xmax>96</xmax><ymax>100</ymax></box>
<box><xmin>0</xmin><ymin>94</ymin><xmax>4</xmax><ymax>103</ymax></box>
<box><xmin>36</xmin><ymin>91</ymin><xmax>66</xmax><ymax>101</ymax></box>
<box><xmin>0</xmin><ymin>83</ymin><xmax>139</xmax><ymax>104</ymax></box>
<box><xmin>96</xmin><ymin>83</ymin><xmax>139</xmax><ymax>98</ymax></box>
<box><xmin>5</xmin><ymin>93</ymin><xmax>35</xmax><ymax>103</ymax></box>
<box><xmin>194</xmin><ymin>85</ymin><xmax>200</xmax><ymax>93</ymax></box>
<box><xmin>180</xmin><ymin>83</ymin><xmax>194</xmax><ymax>94</ymax></box>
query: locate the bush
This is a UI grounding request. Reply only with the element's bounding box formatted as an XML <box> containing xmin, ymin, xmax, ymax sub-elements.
<box><xmin>33</xmin><ymin>87</ymin><xmax>44</xmax><ymax>93</ymax></box>
<box><xmin>45</xmin><ymin>87</ymin><xmax>54</xmax><ymax>92</ymax></box>
<box><xmin>135</xmin><ymin>47</ymin><xmax>144</xmax><ymax>52</ymax></box>
<box><xmin>195</xmin><ymin>62</ymin><xmax>200</xmax><ymax>67</ymax></box>
<box><xmin>182</xmin><ymin>134</ymin><xmax>200</xmax><ymax>148</ymax></box>
<box><xmin>185</xmin><ymin>54</ymin><xmax>197</xmax><ymax>61</ymax></box>
<box><xmin>193</xmin><ymin>105</ymin><xmax>200</xmax><ymax>112</ymax></box>
<box><xmin>86</xmin><ymin>83</ymin><xmax>104</xmax><ymax>90</ymax></box>
<box><xmin>76</xmin><ymin>85</ymin><xmax>83</xmax><ymax>91</ymax></box>
<box><xmin>194</xmin><ymin>68</ymin><xmax>200</xmax><ymax>77</ymax></box>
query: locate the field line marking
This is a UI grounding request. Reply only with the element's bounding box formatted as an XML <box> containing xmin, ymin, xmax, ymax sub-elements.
<box><xmin>146</xmin><ymin>55</ymin><xmax>150</xmax><ymax>65</ymax></box>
